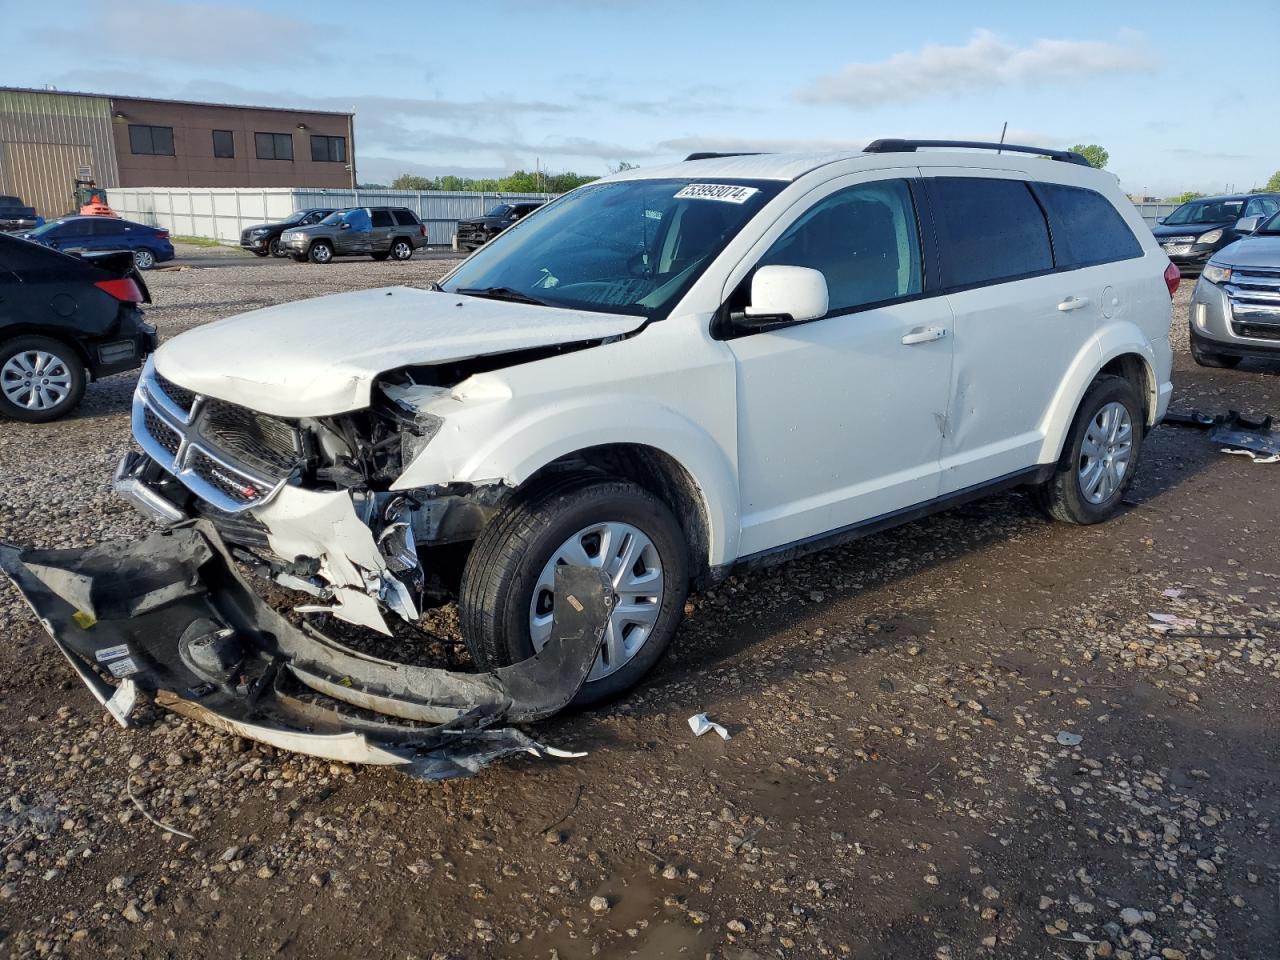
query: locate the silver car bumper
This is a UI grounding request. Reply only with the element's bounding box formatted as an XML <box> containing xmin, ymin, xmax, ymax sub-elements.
<box><xmin>1190</xmin><ymin>275</ymin><xmax>1280</xmax><ymax>353</ymax></box>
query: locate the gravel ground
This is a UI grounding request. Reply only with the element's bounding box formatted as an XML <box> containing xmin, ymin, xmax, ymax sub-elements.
<box><xmin>2</xmin><ymin>257</ymin><xmax>1279</xmax><ymax>960</ymax></box>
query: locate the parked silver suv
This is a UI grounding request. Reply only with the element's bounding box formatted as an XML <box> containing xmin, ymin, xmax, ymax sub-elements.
<box><xmin>280</xmin><ymin>206</ymin><xmax>428</xmax><ymax>264</ymax></box>
<box><xmin>1189</xmin><ymin>211</ymin><xmax>1280</xmax><ymax>367</ymax></box>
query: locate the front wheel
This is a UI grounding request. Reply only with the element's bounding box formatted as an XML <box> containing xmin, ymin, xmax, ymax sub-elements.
<box><xmin>308</xmin><ymin>241</ymin><xmax>333</xmax><ymax>265</ymax></box>
<box><xmin>1033</xmin><ymin>374</ymin><xmax>1143</xmax><ymax>524</ymax></box>
<box><xmin>269</xmin><ymin>238</ymin><xmax>286</xmax><ymax>257</ymax></box>
<box><xmin>460</xmin><ymin>477</ymin><xmax>689</xmax><ymax>706</ymax></box>
<box><xmin>0</xmin><ymin>336</ymin><xmax>87</xmax><ymax>423</ymax></box>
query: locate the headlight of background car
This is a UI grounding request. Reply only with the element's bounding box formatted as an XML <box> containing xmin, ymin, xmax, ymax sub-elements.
<box><xmin>1196</xmin><ymin>229</ymin><xmax>1223</xmax><ymax>245</ymax></box>
<box><xmin>1202</xmin><ymin>263</ymin><xmax>1232</xmax><ymax>285</ymax></box>
<box><xmin>251</xmin><ymin>228</ymin><xmax>269</xmax><ymax>237</ymax></box>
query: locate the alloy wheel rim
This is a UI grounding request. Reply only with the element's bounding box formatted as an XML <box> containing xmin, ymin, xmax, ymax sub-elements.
<box><xmin>314</xmin><ymin>245</ymin><xmax>331</xmax><ymax>263</ymax></box>
<box><xmin>135</xmin><ymin>250</ymin><xmax>154</xmax><ymax>268</ymax></box>
<box><xmin>529</xmin><ymin>521</ymin><xmax>665</xmax><ymax>682</ymax></box>
<box><xmin>394</xmin><ymin>241</ymin><xmax>411</xmax><ymax>259</ymax></box>
<box><xmin>1</xmin><ymin>350</ymin><xmax>73</xmax><ymax>410</ymax></box>
<box><xmin>1078</xmin><ymin>400</ymin><xmax>1133</xmax><ymax>504</ymax></box>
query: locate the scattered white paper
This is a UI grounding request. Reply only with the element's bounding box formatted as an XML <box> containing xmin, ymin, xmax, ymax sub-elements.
<box><xmin>688</xmin><ymin>713</ymin><xmax>731</xmax><ymax>741</ymax></box>
<box><xmin>1056</xmin><ymin>731</ymin><xmax>1083</xmax><ymax>746</ymax></box>
<box><xmin>1162</xmin><ymin>588</ymin><xmax>1184</xmax><ymax>599</ymax></box>
<box><xmin>1221</xmin><ymin>448</ymin><xmax>1280</xmax><ymax>464</ymax></box>
<box><xmin>1148</xmin><ymin>612</ymin><xmax>1196</xmax><ymax>630</ymax></box>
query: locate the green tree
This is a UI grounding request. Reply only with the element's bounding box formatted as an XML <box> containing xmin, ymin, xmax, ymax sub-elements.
<box><xmin>1174</xmin><ymin>191</ymin><xmax>1206</xmax><ymax>204</ymax></box>
<box><xmin>390</xmin><ymin>174</ymin><xmax>434</xmax><ymax>190</ymax></box>
<box><xmin>1069</xmin><ymin>144</ymin><xmax>1109</xmax><ymax>169</ymax></box>
<box><xmin>1266</xmin><ymin>170</ymin><xmax>1280</xmax><ymax>192</ymax></box>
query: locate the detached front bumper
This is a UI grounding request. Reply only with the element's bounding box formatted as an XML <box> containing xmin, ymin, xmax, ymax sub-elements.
<box><xmin>0</xmin><ymin>522</ymin><xmax>610</xmax><ymax>778</ymax></box>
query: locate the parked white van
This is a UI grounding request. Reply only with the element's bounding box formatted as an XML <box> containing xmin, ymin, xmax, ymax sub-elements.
<box><xmin>115</xmin><ymin>139</ymin><xmax>1177</xmax><ymax>707</ymax></box>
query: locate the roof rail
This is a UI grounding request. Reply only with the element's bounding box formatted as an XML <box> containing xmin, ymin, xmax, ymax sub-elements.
<box><xmin>862</xmin><ymin>139</ymin><xmax>1090</xmax><ymax>166</ymax></box>
<box><xmin>683</xmin><ymin>151</ymin><xmax>766</xmax><ymax>162</ymax></box>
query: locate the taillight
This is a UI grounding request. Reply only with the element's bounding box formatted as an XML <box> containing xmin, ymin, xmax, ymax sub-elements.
<box><xmin>1164</xmin><ymin>261</ymin><xmax>1180</xmax><ymax>298</ymax></box>
<box><xmin>155</xmin><ymin>230</ymin><xmax>170</xmax><ymax>240</ymax></box>
<box><xmin>95</xmin><ymin>278</ymin><xmax>143</xmax><ymax>303</ymax></box>
<box><xmin>420</xmin><ymin>224</ymin><xmax>427</xmax><ymax>237</ymax></box>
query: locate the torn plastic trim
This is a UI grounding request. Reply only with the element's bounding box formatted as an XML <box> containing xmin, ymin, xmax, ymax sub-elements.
<box><xmin>0</xmin><ymin>521</ymin><xmax>612</xmax><ymax>776</ymax></box>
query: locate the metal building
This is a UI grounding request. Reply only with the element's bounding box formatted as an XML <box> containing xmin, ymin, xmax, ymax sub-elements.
<box><xmin>0</xmin><ymin>87</ymin><xmax>355</xmax><ymax>219</ymax></box>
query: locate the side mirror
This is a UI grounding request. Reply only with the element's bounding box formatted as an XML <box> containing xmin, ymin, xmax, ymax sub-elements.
<box><xmin>339</xmin><ymin>221</ymin><xmax>352</xmax><ymax>230</ymax></box>
<box><xmin>743</xmin><ymin>265</ymin><xmax>829</xmax><ymax>326</ymax></box>
<box><xmin>1234</xmin><ymin>215</ymin><xmax>1263</xmax><ymax>235</ymax></box>
<box><xmin>1156</xmin><ymin>217</ymin><xmax>1167</xmax><ymax>225</ymax></box>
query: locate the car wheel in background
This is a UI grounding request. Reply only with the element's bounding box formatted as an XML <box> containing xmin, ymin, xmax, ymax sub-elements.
<box><xmin>390</xmin><ymin>238</ymin><xmax>414</xmax><ymax>261</ymax></box>
<box><xmin>0</xmin><ymin>335</ymin><xmax>87</xmax><ymax>423</ymax></box>
<box><xmin>308</xmin><ymin>242</ymin><xmax>333</xmax><ymax>265</ymax></box>
<box><xmin>1189</xmin><ymin>334</ymin><xmax>1242</xmax><ymax>369</ymax></box>
<box><xmin>269</xmin><ymin>238</ymin><xmax>286</xmax><ymax>257</ymax></box>
<box><xmin>1032</xmin><ymin>374</ymin><xmax>1144</xmax><ymax>525</ymax></box>
<box><xmin>133</xmin><ymin>249</ymin><xmax>156</xmax><ymax>270</ymax></box>
<box><xmin>251</xmin><ymin>249</ymin><xmax>270</xmax><ymax>258</ymax></box>
<box><xmin>460</xmin><ymin>476</ymin><xmax>689</xmax><ymax>707</ymax></box>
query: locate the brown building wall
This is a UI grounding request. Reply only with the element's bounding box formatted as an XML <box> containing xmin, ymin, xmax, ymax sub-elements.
<box><xmin>108</xmin><ymin>97</ymin><xmax>353</xmax><ymax>189</ymax></box>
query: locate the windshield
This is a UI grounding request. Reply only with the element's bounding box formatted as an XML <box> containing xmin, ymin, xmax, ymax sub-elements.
<box><xmin>319</xmin><ymin>209</ymin><xmax>349</xmax><ymax>225</ymax></box>
<box><xmin>1165</xmin><ymin>199</ymin><xmax>1245</xmax><ymax>225</ymax></box>
<box><xmin>28</xmin><ymin>220</ymin><xmax>63</xmax><ymax>238</ymax></box>
<box><xmin>1259</xmin><ymin>212</ymin><xmax>1280</xmax><ymax>235</ymax></box>
<box><xmin>443</xmin><ymin>179</ymin><xmax>781</xmax><ymax>320</ymax></box>
<box><xmin>283</xmin><ymin>210</ymin><xmax>309</xmax><ymax>224</ymax></box>
<box><xmin>485</xmin><ymin>204</ymin><xmax>512</xmax><ymax>218</ymax></box>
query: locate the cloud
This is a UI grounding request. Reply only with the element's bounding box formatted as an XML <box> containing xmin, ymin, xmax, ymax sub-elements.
<box><xmin>39</xmin><ymin>1</ymin><xmax>328</xmax><ymax>67</ymax></box>
<box><xmin>657</xmin><ymin>134</ymin><xmax>873</xmax><ymax>155</ymax></box>
<box><xmin>797</xmin><ymin>30</ymin><xmax>1155</xmax><ymax>108</ymax></box>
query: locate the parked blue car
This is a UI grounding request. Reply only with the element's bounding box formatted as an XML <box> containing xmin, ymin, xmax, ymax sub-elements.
<box><xmin>23</xmin><ymin>216</ymin><xmax>174</xmax><ymax>270</ymax></box>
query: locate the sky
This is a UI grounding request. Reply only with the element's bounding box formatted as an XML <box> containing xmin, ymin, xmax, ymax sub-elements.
<box><xmin>4</xmin><ymin>0</ymin><xmax>1277</xmax><ymax>197</ymax></box>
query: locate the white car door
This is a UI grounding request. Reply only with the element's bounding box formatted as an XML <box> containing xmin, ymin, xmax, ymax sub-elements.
<box><xmin>919</xmin><ymin>171</ymin><xmax>1099</xmax><ymax>494</ymax></box>
<box><xmin>723</xmin><ymin>173</ymin><xmax>955</xmax><ymax>558</ymax></box>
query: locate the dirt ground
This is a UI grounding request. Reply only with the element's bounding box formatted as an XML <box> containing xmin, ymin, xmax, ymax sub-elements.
<box><xmin>2</xmin><ymin>253</ymin><xmax>1279</xmax><ymax>960</ymax></box>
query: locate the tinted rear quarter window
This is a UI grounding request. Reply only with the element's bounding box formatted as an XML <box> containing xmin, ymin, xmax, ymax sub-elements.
<box><xmin>392</xmin><ymin>210</ymin><xmax>417</xmax><ymax>226</ymax></box>
<box><xmin>1035</xmin><ymin>183</ymin><xmax>1141</xmax><ymax>267</ymax></box>
<box><xmin>928</xmin><ymin>177</ymin><xmax>1053</xmax><ymax>289</ymax></box>
<box><xmin>371</xmin><ymin>210</ymin><xmax>394</xmax><ymax>228</ymax></box>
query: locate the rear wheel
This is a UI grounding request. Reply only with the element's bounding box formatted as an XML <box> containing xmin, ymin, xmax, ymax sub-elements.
<box><xmin>308</xmin><ymin>241</ymin><xmax>333</xmax><ymax>265</ymax></box>
<box><xmin>460</xmin><ymin>477</ymin><xmax>689</xmax><ymax>706</ymax></box>
<box><xmin>269</xmin><ymin>237</ymin><xmax>286</xmax><ymax>257</ymax></box>
<box><xmin>390</xmin><ymin>238</ymin><xmax>414</xmax><ymax>261</ymax></box>
<box><xmin>1033</xmin><ymin>374</ymin><xmax>1143</xmax><ymax>524</ymax></box>
<box><xmin>133</xmin><ymin>249</ymin><xmax>156</xmax><ymax>270</ymax></box>
<box><xmin>0</xmin><ymin>336</ymin><xmax>87</xmax><ymax>423</ymax></box>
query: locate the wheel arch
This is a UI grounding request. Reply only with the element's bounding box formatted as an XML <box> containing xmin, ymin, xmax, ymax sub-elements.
<box><xmin>1038</xmin><ymin>329</ymin><xmax>1158</xmax><ymax>465</ymax></box>
<box><xmin>0</xmin><ymin>327</ymin><xmax>94</xmax><ymax>376</ymax></box>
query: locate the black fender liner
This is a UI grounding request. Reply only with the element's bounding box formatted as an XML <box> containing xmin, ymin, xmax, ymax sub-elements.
<box><xmin>0</xmin><ymin>521</ymin><xmax>611</xmax><ymax>778</ymax></box>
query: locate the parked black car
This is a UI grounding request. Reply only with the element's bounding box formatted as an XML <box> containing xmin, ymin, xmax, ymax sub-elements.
<box><xmin>1152</xmin><ymin>193</ymin><xmax>1280</xmax><ymax>274</ymax></box>
<box><xmin>0</xmin><ymin>233</ymin><xmax>156</xmax><ymax>422</ymax></box>
<box><xmin>239</xmin><ymin>208</ymin><xmax>335</xmax><ymax>258</ymax></box>
<box><xmin>456</xmin><ymin>201</ymin><xmax>545</xmax><ymax>252</ymax></box>
<box><xmin>0</xmin><ymin>195</ymin><xmax>39</xmax><ymax>233</ymax></box>
<box><xmin>279</xmin><ymin>206</ymin><xmax>428</xmax><ymax>264</ymax></box>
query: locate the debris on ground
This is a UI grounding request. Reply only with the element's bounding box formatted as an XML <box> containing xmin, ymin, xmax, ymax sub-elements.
<box><xmin>687</xmin><ymin>713</ymin><xmax>731</xmax><ymax>740</ymax></box>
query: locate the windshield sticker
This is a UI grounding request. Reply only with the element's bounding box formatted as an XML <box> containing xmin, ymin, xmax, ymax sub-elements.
<box><xmin>644</xmin><ymin>209</ymin><xmax>664</xmax><ymax>220</ymax></box>
<box><xmin>674</xmin><ymin>184</ymin><xmax>760</xmax><ymax>204</ymax></box>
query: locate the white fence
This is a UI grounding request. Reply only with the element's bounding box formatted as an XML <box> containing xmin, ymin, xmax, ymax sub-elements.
<box><xmin>1134</xmin><ymin>201</ymin><xmax>1179</xmax><ymax>226</ymax></box>
<box><xmin>108</xmin><ymin>186</ymin><xmax>555</xmax><ymax>246</ymax></box>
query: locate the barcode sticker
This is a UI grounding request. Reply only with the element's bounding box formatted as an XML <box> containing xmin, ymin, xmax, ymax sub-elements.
<box><xmin>674</xmin><ymin>184</ymin><xmax>759</xmax><ymax>204</ymax></box>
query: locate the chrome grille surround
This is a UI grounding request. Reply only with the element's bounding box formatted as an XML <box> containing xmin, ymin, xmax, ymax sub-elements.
<box><xmin>131</xmin><ymin>357</ymin><xmax>298</xmax><ymax>514</ymax></box>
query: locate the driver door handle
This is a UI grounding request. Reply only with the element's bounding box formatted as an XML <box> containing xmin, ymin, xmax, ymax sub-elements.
<box><xmin>1058</xmin><ymin>296</ymin><xmax>1091</xmax><ymax>312</ymax></box>
<box><xmin>901</xmin><ymin>326</ymin><xmax>948</xmax><ymax>345</ymax></box>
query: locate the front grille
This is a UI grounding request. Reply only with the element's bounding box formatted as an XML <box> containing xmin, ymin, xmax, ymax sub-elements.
<box><xmin>188</xmin><ymin>449</ymin><xmax>263</xmax><ymax>505</ymax></box>
<box><xmin>143</xmin><ymin>407</ymin><xmax>181</xmax><ymax>455</ymax></box>
<box><xmin>154</xmin><ymin>371</ymin><xmax>196</xmax><ymax>412</ymax></box>
<box><xmin>1233</xmin><ymin>322</ymin><xmax>1280</xmax><ymax>342</ymax></box>
<box><xmin>201</xmin><ymin>399</ymin><xmax>302</xmax><ymax>476</ymax></box>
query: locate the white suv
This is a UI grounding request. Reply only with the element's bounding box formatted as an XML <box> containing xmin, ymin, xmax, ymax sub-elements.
<box><xmin>116</xmin><ymin>140</ymin><xmax>1176</xmax><ymax>706</ymax></box>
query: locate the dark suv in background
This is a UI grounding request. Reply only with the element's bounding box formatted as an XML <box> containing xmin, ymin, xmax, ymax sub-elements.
<box><xmin>1153</xmin><ymin>192</ymin><xmax>1280</xmax><ymax>274</ymax></box>
<box><xmin>240</xmin><ymin>208</ymin><xmax>334</xmax><ymax>258</ymax></box>
<box><xmin>456</xmin><ymin>201</ymin><xmax>544</xmax><ymax>252</ymax></box>
<box><xmin>0</xmin><ymin>195</ymin><xmax>38</xmax><ymax>233</ymax></box>
<box><xmin>280</xmin><ymin>206</ymin><xmax>428</xmax><ymax>264</ymax></box>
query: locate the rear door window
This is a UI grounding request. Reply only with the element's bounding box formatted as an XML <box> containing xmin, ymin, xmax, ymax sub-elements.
<box><xmin>371</xmin><ymin>209</ymin><xmax>394</xmax><ymax>228</ymax></box>
<box><xmin>927</xmin><ymin>177</ymin><xmax>1053</xmax><ymax>289</ymax></box>
<box><xmin>1035</xmin><ymin>183</ymin><xmax>1142</xmax><ymax>268</ymax></box>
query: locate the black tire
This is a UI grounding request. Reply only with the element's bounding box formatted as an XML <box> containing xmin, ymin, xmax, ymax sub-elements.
<box><xmin>0</xmin><ymin>335</ymin><xmax>87</xmax><ymax>423</ymax></box>
<box><xmin>1033</xmin><ymin>374</ymin><xmax>1144</xmax><ymax>525</ymax></box>
<box><xmin>269</xmin><ymin>238</ymin><xmax>286</xmax><ymax>258</ymax></box>
<box><xmin>390</xmin><ymin>237</ymin><xmax>414</xmax><ymax>261</ymax></box>
<box><xmin>1190</xmin><ymin>333</ymin><xmax>1242</xmax><ymax>368</ymax></box>
<box><xmin>251</xmin><ymin>249</ymin><xmax>270</xmax><ymax>258</ymax></box>
<box><xmin>292</xmin><ymin>254</ymin><xmax>308</xmax><ymax>263</ymax></box>
<box><xmin>308</xmin><ymin>241</ymin><xmax>333</xmax><ymax>265</ymax></box>
<box><xmin>371</xmin><ymin>251</ymin><xmax>390</xmax><ymax>261</ymax></box>
<box><xmin>460</xmin><ymin>476</ymin><xmax>689</xmax><ymax>707</ymax></box>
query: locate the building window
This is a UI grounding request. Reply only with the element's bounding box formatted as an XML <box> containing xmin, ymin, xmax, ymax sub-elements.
<box><xmin>255</xmin><ymin>132</ymin><xmax>294</xmax><ymax>161</ymax></box>
<box><xmin>128</xmin><ymin>124</ymin><xmax>175</xmax><ymax>156</ymax></box>
<box><xmin>212</xmin><ymin>130</ymin><xmax>234</xmax><ymax>159</ymax></box>
<box><xmin>310</xmin><ymin>135</ymin><xmax>347</xmax><ymax>163</ymax></box>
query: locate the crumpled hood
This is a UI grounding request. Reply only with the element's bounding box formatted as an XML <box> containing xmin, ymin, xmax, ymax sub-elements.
<box><xmin>155</xmin><ymin>286</ymin><xmax>645</xmax><ymax>418</ymax></box>
<box><xmin>1216</xmin><ymin>234</ymin><xmax>1280</xmax><ymax>268</ymax></box>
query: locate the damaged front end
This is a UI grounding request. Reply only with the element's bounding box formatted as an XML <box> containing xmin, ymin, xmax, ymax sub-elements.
<box><xmin>0</xmin><ymin>521</ymin><xmax>611</xmax><ymax>779</ymax></box>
